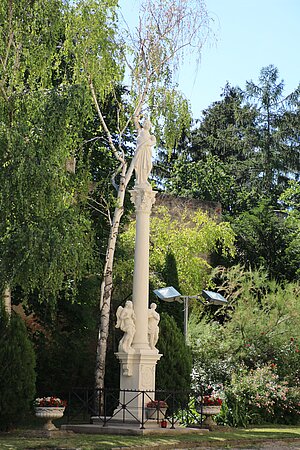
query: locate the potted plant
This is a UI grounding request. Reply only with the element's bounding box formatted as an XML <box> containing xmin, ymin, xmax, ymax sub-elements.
<box><xmin>201</xmin><ymin>394</ymin><xmax>222</xmax><ymax>413</ymax></box>
<box><xmin>34</xmin><ymin>396</ymin><xmax>67</xmax><ymax>430</ymax></box>
<box><xmin>198</xmin><ymin>394</ymin><xmax>222</xmax><ymax>428</ymax></box>
<box><xmin>146</xmin><ymin>400</ymin><xmax>168</xmax><ymax>420</ymax></box>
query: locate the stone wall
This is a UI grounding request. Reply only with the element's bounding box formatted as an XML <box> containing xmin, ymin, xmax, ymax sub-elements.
<box><xmin>153</xmin><ymin>193</ymin><xmax>222</xmax><ymax>221</ymax></box>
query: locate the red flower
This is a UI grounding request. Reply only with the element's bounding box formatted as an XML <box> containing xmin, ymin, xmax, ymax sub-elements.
<box><xmin>202</xmin><ymin>395</ymin><xmax>223</xmax><ymax>406</ymax></box>
<box><xmin>34</xmin><ymin>396</ymin><xmax>67</xmax><ymax>408</ymax></box>
<box><xmin>146</xmin><ymin>400</ymin><xmax>168</xmax><ymax>408</ymax></box>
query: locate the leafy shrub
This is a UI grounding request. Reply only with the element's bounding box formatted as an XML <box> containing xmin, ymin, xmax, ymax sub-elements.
<box><xmin>190</xmin><ymin>267</ymin><xmax>300</xmax><ymax>389</ymax></box>
<box><xmin>189</xmin><ymin>316</ymin><xmax>235</xmax><ymax>388</ymax></box>
<box><xmin>220</xmin><ymin>365</ymin><xmax>300</xmax><ymax>427</ymax></box>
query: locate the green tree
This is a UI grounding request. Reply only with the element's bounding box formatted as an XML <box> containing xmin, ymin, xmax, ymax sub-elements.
<box><xmin>0</xmin><ymin>307</ymin><xmax>36</xmax><ymax>430</ymax></box>
<box><xmin>190</xmin><ymin>266</ymin><xmax>300</xmax><ymax>388</ymax></box>
<box><xmin>156</xmin><ymin>312</ymin><xmax>192</xmax><ymax>392</ymax></box>
<box><xmin>166</xmin><ymin>69</ymin><xmax>300</xmax><ymax>217</ymax></box>
<box><xmin>159</xmin><ymin>251</ymin><xmax>183</xmax><ymax>330</ymax></box>
<box><xmin>279</xmin><ymin>180</ymin><xmax>300</xmax><ymax>279</ymax></box>
<box><xmin>0</xmin><ymin>0</ymin><xmax>96</xmax><ymax>300</ymax></box>
<box><xmin>33</xmin><ymin>276</ymin><xmax>100</xmax><ymax>394</ymax></box>
<box><xmin>166</xmin><ymin>84</ymin><xmax>260</xmax><ymax>216</ymax></box>
<box><xmin>232</xmin><ymin>199</ymin><xmax>300</xmax><ymax>280</ymax></box>
<box><xmin>246</xmin><ymin>65</ymin><xmax>300</xmax><ymax>198</ymax></box>
<box><xmin>117</xmin><ymin>207</ymin><xmax>235</xmax><ymax>299</ymax></box>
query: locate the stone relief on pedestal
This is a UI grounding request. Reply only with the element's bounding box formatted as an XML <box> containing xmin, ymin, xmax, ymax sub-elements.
<box><xmin>116</xmin><ymin>300</ymin><xmax>136</xmax><ymax>354</ymax></box>
<box><xmin>140</xmin><ymin>365</ymin><xmax>154</xmax><ymax>391</ymax></box>
<box><xmin>148</xmin><ymin>303</ymin><xmax>160</xmax><ymax>350</ymax></box>
<box><xmin>133</xmin><ymin>119</ymin><xmax>156</xmax><ymax>188</ymax></box>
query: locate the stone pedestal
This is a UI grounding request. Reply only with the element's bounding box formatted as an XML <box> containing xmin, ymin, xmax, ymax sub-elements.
<box><xmin>115</xmin><ymin>349</ymin><xmax>161</xmax><ymax>421</ymax></box>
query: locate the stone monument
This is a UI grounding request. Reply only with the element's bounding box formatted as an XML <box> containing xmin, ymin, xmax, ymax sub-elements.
<box><xmin>115</xmin><ymin>119</ymin><xmax>162</xmax><ymax>421</ymax></box>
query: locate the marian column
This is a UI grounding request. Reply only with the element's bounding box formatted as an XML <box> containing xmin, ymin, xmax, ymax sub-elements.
<box><xmin>115</xmin><ymin>119</ymin><xmax>162</xmax><ymax>421</ymax></box>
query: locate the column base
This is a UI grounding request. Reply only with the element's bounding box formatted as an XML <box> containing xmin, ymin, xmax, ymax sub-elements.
<box><xmin>114</xmin><ymin>349</ymin><xmax>162</xmax><ymax>421</ymax></box>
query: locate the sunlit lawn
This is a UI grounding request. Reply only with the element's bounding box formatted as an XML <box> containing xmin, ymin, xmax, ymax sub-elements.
<box><xmin>1</xmin><ymin>425</ymin><xmax>300</xmax><ymax>449</ymax></box>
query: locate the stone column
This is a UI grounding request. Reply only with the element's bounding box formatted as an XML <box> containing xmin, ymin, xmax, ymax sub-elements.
<box><xmin>131</xmin><ymin>186</ymin><xmax>156</xmax><ymax>349</ymax></box>
<box><xmin>114</xmin><ymin>185</ymin><xmax>161</xmax><ymax>421</ymax></box>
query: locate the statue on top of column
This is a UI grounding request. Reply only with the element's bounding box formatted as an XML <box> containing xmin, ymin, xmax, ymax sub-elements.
<box><xmin>134</xmin><ymin>118</ymin><xmax>156</xmax><ymax>187</ymax></box>
<box><xmin>116</xmin><ymin>300</ymin><xmax>136</xmax><ymax>353</ymax></box>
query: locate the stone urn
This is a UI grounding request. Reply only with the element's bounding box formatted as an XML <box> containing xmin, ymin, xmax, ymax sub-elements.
<box><xmin>35</xmin><ymin>406</ymin><xmax>65</xmax><ymax>430</ymax></box>
<box><xmin>201</xmin><ymin>405</ymin><xmax>221</xmax><ymax>428</ymax></box>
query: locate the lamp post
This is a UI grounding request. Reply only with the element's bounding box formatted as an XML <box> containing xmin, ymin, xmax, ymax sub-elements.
<box><xmin>153</xmin><ymin>286</ymin><xmax>227</xmax><ymax>341</ymax></box>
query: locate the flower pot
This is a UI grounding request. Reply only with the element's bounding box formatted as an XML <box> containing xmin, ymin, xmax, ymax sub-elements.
<box><xmin>35</xmin><ymin>406</ymin><xmax>65</xmax><ymax>430</ymax></box>
<box><xmin>201</xmin><ymin>405</ymin><xmax>221</xmax><ymax>415</ymax></box>
<box><xmin>160</xmin><ymin>419</ymin><xmax>167</xmax><ymax>428</ymax></box>
<box><xmin>146</xmin><ymin>407</ymin><xmax>167</xmax><ymax>420</ymax></box>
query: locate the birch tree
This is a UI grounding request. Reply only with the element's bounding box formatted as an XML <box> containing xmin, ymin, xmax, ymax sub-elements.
<box><xmin>64</xmin><ymin>0</ymin><xmax>212</xmax><ymax>390</ymax></box>
<box><xmin>0</xmin><ymin>0</ymin><xmax>97</xmax><ymax>305</ymax></box>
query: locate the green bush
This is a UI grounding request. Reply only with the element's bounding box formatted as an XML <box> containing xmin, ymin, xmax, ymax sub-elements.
<box><xmin>190</xmin><ymin>267</ymin><xmax>300</xmax><ymax>389</ymax></box>
<box><xmin>220</xmin><ymin>365</ymin><xmax>300</xmax><ymax>427</ymax></box>
<box><xmin>33</xmin><ymin>280</ymin><xmax>100</xmax><ymax>393</ymax></box>
<box><xmin>156</xmin><ymin>312</ymin><xmax>192</xmax><ymax>393</ymax></box>
<box><xmin>0</xmin><ymin>309</ymin><xmax>36</xmax><ymax>430</ymax></box>
<box><xmin>189</xmin><ymin>315</ymin><xmax>234</xmax><ymax>388</ymax></box>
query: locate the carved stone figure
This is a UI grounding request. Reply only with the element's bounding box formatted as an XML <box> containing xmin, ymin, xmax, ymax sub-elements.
<box><xmin>116</xmin><ymin>300</ymin><xmax>136</xmax><ymax>353</ymax></box>
<box><xmin>134</xmin><ymin>119</ymin><xmax>156</xmax><ymax>187</ymax></box>
<box><xmin>148</xmin><ymin>303</ymin><xmax>160</xmax><ymax>349</ymax></box>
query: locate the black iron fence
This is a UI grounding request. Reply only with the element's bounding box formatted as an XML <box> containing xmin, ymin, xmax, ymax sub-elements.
<box><xmin>60</xmin><ymin>387</ymin><xmax>205</xmax><ymax>429</ymax></box>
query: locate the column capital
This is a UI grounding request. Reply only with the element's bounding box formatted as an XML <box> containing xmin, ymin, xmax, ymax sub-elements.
<box><xmin>130</xmin><ymin>187</ymin><xmax>156</xmax><ymax>213</ymax></box>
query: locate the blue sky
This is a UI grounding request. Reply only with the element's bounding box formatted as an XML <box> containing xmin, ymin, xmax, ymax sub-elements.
<box><xmin>119</xmin><ymin>0</ymin><xmax>300</xmax><ymax>119</ymax></box>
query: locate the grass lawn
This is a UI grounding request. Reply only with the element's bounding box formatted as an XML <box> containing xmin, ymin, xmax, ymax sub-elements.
<box><xmin>0</xmin><ymin>425</ymin><xmax>300</xmax><ymax>450</ymax></box>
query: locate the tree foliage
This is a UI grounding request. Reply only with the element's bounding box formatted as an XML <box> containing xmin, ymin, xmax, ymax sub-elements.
<box><xmin>190</xmin><ymin>266</ymin><xmax>300</xmax><ymax>389</ymax></box>
<box><xmin>156</xmin><ymin>312</ymin><xmax>192</xmax><ymax>392</ymax></box>
<box><xmin>34</xmin><ymin>276</ymin><xmax>100</xmax><ymax>394</ymax></box>
<box><xmin>0</xmin><ymin>307</ymin><xmax>36</xmax><ymax>430</ymax></box>
<box><xmin>0</xmin><ymin>0</ymin><xmax>96</xmax><ymax>298</ymax></box>
<box><xmin>165</xmin><ymin>67</ymin><xmax>300</xmax><ymax>219</ymax></box>
<box><xmin>165</xmin><ymin>84</ymin><xmax>259</xmax><ymax>215</ymax></box>
<box><xmin>232</xmin><ymin>199</ymin><xmax>300</xmax><ymax>281</ymax></box>
<box><xmin>245</xmin><ymin>65</ymin><xmax>300</xmax><ymax>197</ymax></box>
<box><xmin>117</xmin><ymin>207</ymin><xmax>235</xmax><ymax>297</ymax></box>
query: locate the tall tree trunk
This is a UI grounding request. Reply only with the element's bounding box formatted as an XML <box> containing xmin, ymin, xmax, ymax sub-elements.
<box><xmin>89</xmin><ymin>78</ymin><xmax>140</xmax><ymax>402</ymax></box>
<box><xmin>3</xmin><ymin>285</ymin><xmax>11</xmax><ymax>317</ymax></box>
<box><xmin>94</xmin><ymin>173</ymin><xmax>128</xmax><ymax>393</ymax></box>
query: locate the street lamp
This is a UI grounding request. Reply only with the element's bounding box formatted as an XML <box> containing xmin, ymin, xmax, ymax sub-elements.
<box><xmin>153</xmin><ymin>286</ymin><xmax>227</xmax><ymax>341</ymax></box>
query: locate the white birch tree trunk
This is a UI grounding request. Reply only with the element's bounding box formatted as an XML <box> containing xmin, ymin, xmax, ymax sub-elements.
<box><xmin>94</xmin><ymin>176</ymin><xmax>126</xmax><ymax>390</ymax></box>
<box><xmin>3</xmin><ymin>285</ymin><xmax>11</xmax><ymax>317</ymax></box>
<box><xmin>89</xmin><ymin>79</ymin><xmax>138</xmax><ymax>394</ymax></box>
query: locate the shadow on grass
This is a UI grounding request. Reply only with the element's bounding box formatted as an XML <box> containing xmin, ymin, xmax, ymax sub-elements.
<box><xmin>0</xmin><ymin>424</ymin><xmax>300</xmax><ymax>450</ymax></box>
